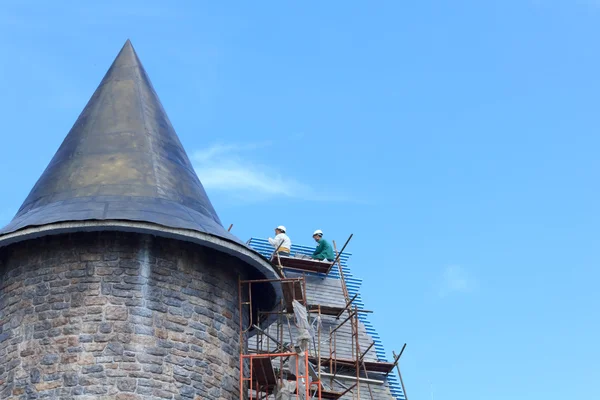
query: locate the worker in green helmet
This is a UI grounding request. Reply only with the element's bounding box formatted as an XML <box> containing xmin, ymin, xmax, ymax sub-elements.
<box><xmin>311</xmin><ymin>230</ymin><xmax>335</xmax><ymax>262</ymax></box>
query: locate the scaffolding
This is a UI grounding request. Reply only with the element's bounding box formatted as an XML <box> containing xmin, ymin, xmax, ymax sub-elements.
<box><xmin>238</xmin><ymin>235</ymin><xmax>408</xmax><ymax>400</ymax></box>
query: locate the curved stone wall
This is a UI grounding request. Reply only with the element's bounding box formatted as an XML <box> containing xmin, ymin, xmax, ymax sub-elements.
<box><xmin>0</xmin><ymin>232</ymin><xmax>249</xmax><ymax>399</ymax></box>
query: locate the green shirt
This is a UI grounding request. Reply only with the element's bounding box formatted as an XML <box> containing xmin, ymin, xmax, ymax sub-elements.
<box><xmin>312</xmin><ymin>239</ymin><xmax>335</xmax><ymax>261</ymax></box>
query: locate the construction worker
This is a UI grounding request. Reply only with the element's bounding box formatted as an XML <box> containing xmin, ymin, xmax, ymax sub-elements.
<box><xmin>268</xmin><ymin>225</ymin><xmax>292</xmax><ymax>255</ymax></box>
<box><xmin>311</xmin><ymin>230</ymin><xmax>335</xmax><ymax>261</ymax></box>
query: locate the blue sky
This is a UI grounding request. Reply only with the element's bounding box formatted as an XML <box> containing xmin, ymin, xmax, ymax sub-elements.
<box><xmin>1</xmin><ymin>1</ymin><xmax>599</xmax><ymax>399</ymax></box>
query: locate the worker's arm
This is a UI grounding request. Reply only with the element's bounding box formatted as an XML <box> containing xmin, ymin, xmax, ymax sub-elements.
<box><xmin>268</xmin><ymin>234</ymin><xmax>283</xmax><ymax>248</ymax></box>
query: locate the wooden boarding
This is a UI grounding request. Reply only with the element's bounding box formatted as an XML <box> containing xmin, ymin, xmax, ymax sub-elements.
<box><xmin>250</xmin><ymin>357</ymin><xmax>277</xmax><ymax>387</ymax></box>
<box><xmin>282</xmin><ymin>280</ymin><xmax>305</xmax><ymax>312</ymax></box>
<box><xmin>308</xmin><ymin>305</ymin><xmax>373</xmax><ymax>317</ymax></box>
<box><xmin>308</xmin><ymin>305</ymin><xmax>344</xmax><ymax>316</ymax></box>
<box><xmin>278</xmin><ymin>256</ymin><xmax>334</xmax><ymax>274</ymax></box>
<box><xmin>309</xmin><ymin>356</ymin><xmax>396</xmax><ymax>374</ymax></box>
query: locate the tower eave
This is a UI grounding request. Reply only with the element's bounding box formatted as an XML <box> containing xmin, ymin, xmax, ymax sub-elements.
<box><xmin>0</xmin><ymin>219</ymin><xmax>282</xmax><ymax>321</ymax></box>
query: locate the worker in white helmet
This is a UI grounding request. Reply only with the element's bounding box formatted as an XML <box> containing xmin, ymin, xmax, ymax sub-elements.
<box><xmin>268</xmin><ymin>225</ymin><xmax>292</xmax><ymax>255</ymax></box>
<box><xmin>311</xmin><ymin>230</ymin><xmax>335</xmax><ymax>261</ymax></box>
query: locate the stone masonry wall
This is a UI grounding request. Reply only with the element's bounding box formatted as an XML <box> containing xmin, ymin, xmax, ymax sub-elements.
<box><xmin>0</xmin><ymin>231</ymin><xmax>249</xmax><ymax>400</ymax></box>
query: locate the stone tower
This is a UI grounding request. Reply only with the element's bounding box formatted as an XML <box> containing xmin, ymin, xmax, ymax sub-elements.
<box><xmin>0</xmin><ymin>41</ymin><xmax>279</xmax><ymax>399</ymax></box>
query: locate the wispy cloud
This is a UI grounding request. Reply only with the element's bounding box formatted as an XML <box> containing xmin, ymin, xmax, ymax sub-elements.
<box><xmin>192</xmin><ymin>142</ymin><xmax>350</xmax><ymax>202</ymax></box>
<box><xmin>193</xmin><ymin>142</ymin><xmax>271</xmax><ymax>164</ymax></box>
<box><xmin>438</xmin><ymin>265</ymin><xmax>478</xmax><ymax>297</ymax></box>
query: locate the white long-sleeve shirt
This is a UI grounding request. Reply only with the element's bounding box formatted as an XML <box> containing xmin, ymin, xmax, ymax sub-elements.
<box><xmin>268</xmin><ymin>233</ymin><xmax>292</xmax><ymax>252</ymax></box>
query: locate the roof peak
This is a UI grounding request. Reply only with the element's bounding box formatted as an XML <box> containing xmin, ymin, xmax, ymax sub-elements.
<box><xmin>3</xmin><ymin>38</ymin><xmax>216</xmax><ymax>230</ymax></box>
<box><xmin>2</xmin><ymin>39</ymin><xmax>223</xmax><ymax>234</ymax></box>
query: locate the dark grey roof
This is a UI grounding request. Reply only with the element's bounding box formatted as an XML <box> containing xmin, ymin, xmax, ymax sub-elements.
<box><xmin>0</xmin><ymin>39</ymin><xmax>227</xmax><ymax>240</ymax></box>
<box><xmin>0</xmin><ymin>40</ymin><xmax>280</xmax><ymax>313</ymax></box>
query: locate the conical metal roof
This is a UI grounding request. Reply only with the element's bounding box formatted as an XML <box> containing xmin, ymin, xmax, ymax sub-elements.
<box><xmin>0</xmin><ymin>40</ymin><xmax>279</xmax><ymax>313</ymax></box>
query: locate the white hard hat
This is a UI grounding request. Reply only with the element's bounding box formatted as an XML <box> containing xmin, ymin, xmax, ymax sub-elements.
<box><xmin>276</xmin><ymin>225</ymin><xmax>286</xmax><ymax>233</ymax></box>
<box><xmin>313</xmin><ymin>229</ymin><xmax>323</xmax><ymax>236</ymax></box>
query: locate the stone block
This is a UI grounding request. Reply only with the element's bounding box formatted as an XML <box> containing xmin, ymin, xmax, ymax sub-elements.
<box><xmin>105</xmin><ymin>306</ymin><xmax>128</xmax><ymax>321</ymax></box>
<box><xmin>117</xmin><ymin>378</ymin><xmax>137</xmax><ymax>392</ymax></box>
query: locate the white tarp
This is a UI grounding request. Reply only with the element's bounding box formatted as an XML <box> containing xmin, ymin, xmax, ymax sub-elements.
<box><xmin>274</xmin><ymin>301</ymin><xmax>317</xmax><ymax>399</ymax></box>
<box><xmin>288</xmin><ymin>353</ymin><xmax>310</xmax><ymax>400</ymax></box>
<box><xmin>292</xmin><ymin>299</ymin><xmax>314</xmax><ymax>351</ymax></box>
<box><xmin>275</xmin><ymin>380</ymin><xmax>296</xmax><ymax>400</ymax></box>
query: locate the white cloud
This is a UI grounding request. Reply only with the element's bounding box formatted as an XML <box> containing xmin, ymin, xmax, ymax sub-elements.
<box><xmin>438</xmin><ymin>265</ymin><xmax>477</xmax><ymax>297</ymax></box>
<box><xmin>192</xmin><ymin>142</ymin><xmax>270</xmax><ymax>164</ymax></box>
<box><xmin>192</xmin><ymin>142</ymin><xmax>349</xmax><ymax>202</ymax></box>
